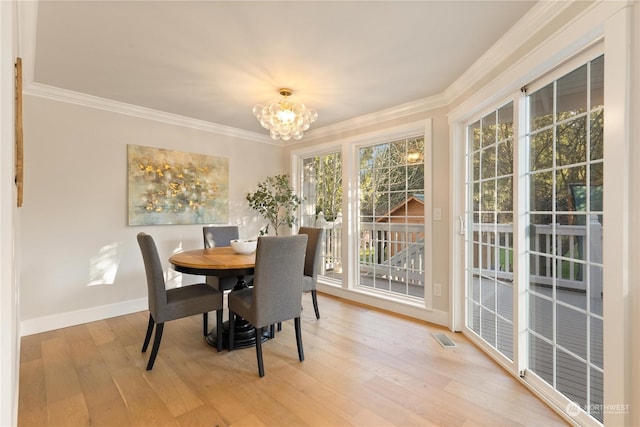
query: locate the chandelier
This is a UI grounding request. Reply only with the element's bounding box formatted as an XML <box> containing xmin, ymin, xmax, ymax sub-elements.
<box><xmin>252</xmin><ymin>88</ymin><xmax>318</xmax><ymax>141</ymax></box>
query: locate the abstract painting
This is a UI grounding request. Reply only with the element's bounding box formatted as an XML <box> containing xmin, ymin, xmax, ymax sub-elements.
<box><xmin>127</xmin><ymin>145</ymin><xmax>228</xmax><ymax>225</ymax></box>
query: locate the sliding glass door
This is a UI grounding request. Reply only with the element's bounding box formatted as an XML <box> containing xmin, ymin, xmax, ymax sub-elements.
<box><xmin>465</xmin><ymin>103</ymin><xmax>515</xmax><ymax>360</ymax></box>
<box><xmin>526</xmin><ymin>55</ymin><xmax>604</xmax><ymax>422</ymax></box>
<box><xmin>464</xmin><ymin>54</ymin><xmax>604</xmax><ymax>423</ymax></box>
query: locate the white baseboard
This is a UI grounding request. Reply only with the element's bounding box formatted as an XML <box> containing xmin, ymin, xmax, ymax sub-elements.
<box><xmin>20</xmin><ymin>298</ymin><xmax>148</xmax><ymax>336</ymax></box>
<box><xmin>20</xmin><ymin>286</ymin><xmax>450</xmax><ymax>336</ymax></box>
<box><xmin>317</xmin><ymin>284</ymin><xmax>449</xmax><ymax>328</ymax></box>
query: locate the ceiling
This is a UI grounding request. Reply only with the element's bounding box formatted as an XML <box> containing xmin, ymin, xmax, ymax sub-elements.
<box><xmin>29</xmin><ymin>1</ymin><xmax>536</xmax><ymax>141</ymax></box>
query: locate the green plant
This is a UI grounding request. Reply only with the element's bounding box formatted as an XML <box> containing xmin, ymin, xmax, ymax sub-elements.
<box><xmin>246</xmin><ymin>174</ymin><xmax>304</xmax><ymax>236</ymax></box>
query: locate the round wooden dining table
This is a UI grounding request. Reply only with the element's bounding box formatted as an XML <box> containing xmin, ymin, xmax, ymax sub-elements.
<box><xmin>169</xmin><ymin>247</ymin><xmax>264</xmax><ymax>349</ymax></box>
<box><xmin>169</xmin><ymin>246</ymin><xmax>255</xmax><ymax>278</ymax></box>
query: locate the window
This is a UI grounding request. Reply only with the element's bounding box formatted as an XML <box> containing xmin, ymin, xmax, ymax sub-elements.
<box><xmin>358</xmin><ymin>136</ymin><xmax>426</xmax><ymax>299</ymax></box>
<box><xmin>296</xmin><ymin>121</ymin><xmax>432</xmax><ymax>308</ymax></box>
<box><xmin>300</xmin><ymin>151</ymin><xmax>343</xmax><ymax>281</ymax></box>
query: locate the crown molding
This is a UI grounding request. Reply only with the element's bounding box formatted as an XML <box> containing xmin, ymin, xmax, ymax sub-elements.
<box><xmin>16</xmin><ymin>0</ymin><xmax>580</xmax><ymax>147</ymax></box>
<box><xmin>300</xmin><ymin>2</ymin><xmax>574</xmax><ymax>143</ymax></box>
<box><xmin>24</xmin><ymin>79</ymin><xmax>446</xmax><ymax>147</ymax></box>
<box><xmin>443</xmin><ymin>1</ymin><xmax>575</xmax><ymax>103</ymax></box>
<box><xmin>17</xmin><ymin>0</ymin><xmax>443</xmax><ymax>147</ymax></box>
<box><xmin>300</xmin><ymin>92</ymin><xmax>448</xmax><ymax>143</ymax></box>
<box><xmin>18</xmin><ymin>1</ymin><xmax>276</xmax><ymax>144</ymax></box>
<box><xmin>447</xmin><ymin>0</ymin><xmax>613</xmax><ymax>122</ymax></box>
<box><xmin>24</xmin><ymin>82</ymin><xmax>277</xmax><ymax>144</ymax></box>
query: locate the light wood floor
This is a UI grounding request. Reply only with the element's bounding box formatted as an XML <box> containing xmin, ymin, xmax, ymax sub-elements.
<box><xmin>18</xmin><ymin>293</ymin><xmax>568</xmax><ymax>427</ymax></box>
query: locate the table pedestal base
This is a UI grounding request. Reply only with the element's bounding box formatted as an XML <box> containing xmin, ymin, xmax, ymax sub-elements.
<box><xmin>206</xmin><ymin>318</ymin><xmax>269</xmax><ymax>349</ymax></box>
<box><xmin>205</xmin><ymin>275</ymin><xmax>268</xmax><ymax>349</ymax></box>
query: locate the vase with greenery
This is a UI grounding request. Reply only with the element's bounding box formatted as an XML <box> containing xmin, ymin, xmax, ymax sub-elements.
<box><xmin>246</xmin><ymin>174</ymin><xmax>304</xmax><ymax>236</ymax></box>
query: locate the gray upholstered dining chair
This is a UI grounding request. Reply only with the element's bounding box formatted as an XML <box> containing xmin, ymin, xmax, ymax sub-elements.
<box><xmin>203</xmin><ymin>226</ymin><xmax>249</xmax><ymax>291</ymax></box>
<box><xmin>228</xmin><ymin>234</ymin><xmax>308</xmax><ymax>377</ymax></box>
<box><xmin>298</xmin><ymin>227</ymin><xmax>324</xmax><ymax>319</ymax></box>
<box><xmin>203</xmin><ymin>225</ymin><xmax>238</xmax><ymax>249</ymax></box>
<box><xmin>137</xmin><ymin>232</ymin><xmax>224</xmax><ymax>370</ymax></box>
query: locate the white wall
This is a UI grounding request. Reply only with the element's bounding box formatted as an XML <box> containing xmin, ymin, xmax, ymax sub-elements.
<box><xmin>19</xmin><ymin>96</ymin><xmax>283</xmax><ymax>334</ymax></box>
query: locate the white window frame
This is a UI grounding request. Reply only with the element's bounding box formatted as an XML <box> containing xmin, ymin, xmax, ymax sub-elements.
<box><xmin>463</xmin><ymin>99</ymin><xmax>519</xmax><ymax>366</ymax></box>
<box><xmin>291</xmin><ymin>119</ymin><xmax>438</xmax><ymax>319</ymax></box>
<box><xmin>523</xmin><ymin>48</ymin><xmax>605</xmax><ymax>424</ymax></box>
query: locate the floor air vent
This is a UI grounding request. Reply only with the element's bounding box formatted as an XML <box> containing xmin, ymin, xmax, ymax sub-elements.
<box><xmin>432</xmin><ymin>333</ymin><xmax>456</xmax><ymax>348</ymax></box>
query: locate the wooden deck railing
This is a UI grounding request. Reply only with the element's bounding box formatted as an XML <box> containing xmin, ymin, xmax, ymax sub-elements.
<box><xmin>313</xmin><ymin>212</ymin><xmax>342</xmax><ymax>275</ymax></box>
<box><xmin>313</xmin><ymin>213</ymin><xmax>425</xmax><ymax>291</ymax></box>
<box><xmin>311</xmin><ymin>213</ymin><xmax>602</xmax><ymax>297</ymax></box>
<box><xmin>358</xmin><ymin>222</ymin><xmax>425</xmax><ymax>285</ymax></box>
<box><xmin>474</xmin><ymin>215</ymin><xmax>602</xmax><ymax>295</ymax></box>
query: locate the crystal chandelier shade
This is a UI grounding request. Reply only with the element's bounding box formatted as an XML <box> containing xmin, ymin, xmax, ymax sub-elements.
<box><xmin>253</xmin><ymin>88</ymin><xmax>318</xmax><ymax>141</ymax></box>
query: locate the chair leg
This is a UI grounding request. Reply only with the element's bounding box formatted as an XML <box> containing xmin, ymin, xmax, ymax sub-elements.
<box><xmin>277</xmin><ymin>322</ymin><xmax>282</xmax><ymax>331</ymax></box>
<box><xmin>255</xmin><ymin>327</ymin><xmax>265</xmax><ymax>377</ymax></box>
<box><xmin>216</xmin><ymin>309</ymin><xmax>223</xmax><ymax>351</ymax></box>
<box><xmin>142</xmin><ymin>314</ymin><xmax>154</xmax><ymax>353</ymax></box>
<box><xmin>294</xmin><ymin>317</ymin><xmax>304</xmax><ymax>362</ymax></box>
<box><xmin>203</xmin><ymin>312</ymin><xmax>209</xmax><ymax>336</ymax></box>
<box><xmin>228</xmin><ymin>312</ymin><xmax>235</xmax><ymax>351</ymax></box>
<box><xmin>311</xmin><ymin>290</ymin><xmax>320</xmax><ymax>319</ymax></box>
<box><xmin>146</xmin><ymin>322</ymin><xmax>164</xmax><ymax>370</ymax></box>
